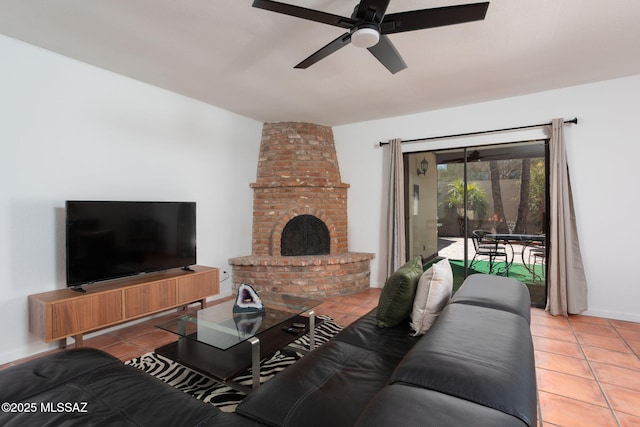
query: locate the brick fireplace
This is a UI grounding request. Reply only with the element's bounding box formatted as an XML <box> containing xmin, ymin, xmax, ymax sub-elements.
<box><xmin>229</xmin><ymin>122</ymin><xmax>374</xmax><ymax>298</ymax></box>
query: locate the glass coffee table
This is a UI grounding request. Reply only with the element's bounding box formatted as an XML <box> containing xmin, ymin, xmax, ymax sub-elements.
<box><xmin>155</xmin><ymin>294</ymin><xmax>322</xmax><ymax>394</ymax></box>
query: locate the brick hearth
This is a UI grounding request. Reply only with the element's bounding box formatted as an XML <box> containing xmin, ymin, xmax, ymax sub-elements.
<box><xmin>229</xmin><ymin>122</ymin><xmax>374</xmax><ymax>298</ymax></box>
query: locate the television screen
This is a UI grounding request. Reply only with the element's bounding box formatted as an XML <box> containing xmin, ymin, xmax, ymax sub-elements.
<box><xmin>66</xmin><ymin>201</ymin><xmax>196</xmax><ymax>287</ymax></box>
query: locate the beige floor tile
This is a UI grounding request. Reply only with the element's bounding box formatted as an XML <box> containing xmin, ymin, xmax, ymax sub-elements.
<box><xmin>538</xmin><ymin>391</ymin><xmax>617</xmax><ymax>427</ymax></box>
<box><xmin>569</xmin><ymin>315</ymin><xmax>613</xmax><ymax>327</ymax></box>
<box><xmin>611</xmin><ymin>320</ymin><xmax>640</xmax><ymax>333</ymax></box>
<box><xmin>128</xmin><ymin>330</ymin><xmax>177</xmax><ymax>350</ymax></box>
<box><xmin>532</xmin><ymin>323</ymin><xmax>579</xmax><ymax>343</ymax></box>
<box><xmin>536</xmin><ymin>369</ymin><xmax>608</xmax><ymax>407</ymax></box>
<box><xmin>531</xmin><ymin>313</ymin><xmax>572</xmax><ymax>330</ymax></box>
<box><xmin>533</xmin><ymin>336</ymin><xmax>584</xmax><ymax>359</ymax></box>
<box><xmin>617</xmin><ymin>412</ymin><xmax>640</xmax><ymax>427</ymax></box>
<box><xmin>101</xmin><ymin>341</ymin><xmax>145</xmax><ymax>360</ymax></box>
<box><xmin>576</xmin><ymin>332</ymin><xmax>632</xmax><ymax>353</ymax></box>
<box><xmin>534</xmin><ymin>350</ymin><xmax>594</xmax><ymax>379</ymax></box>
<box><xmin>570</xmin><ymin>322</ymin><xmax>619</xmax><ymax>339</ymax></box>
<box><xmin>617</xmin><ymin>328</ymin><xmax>640</xmax><ymax>343</ymax></box>
<box><xmin>601</xmin><ymin>383</ymin><xmax>640</xmax><ymax>418</ymax></box>
<box><xmin>591</xmin><ymin>362</ymin><xmax>640</xmax><ymax>392</ymax></box>
<box><xmin>582</xmin><ymin>345</ymin><xmax>640</xmax><ymax>371</ymax></box>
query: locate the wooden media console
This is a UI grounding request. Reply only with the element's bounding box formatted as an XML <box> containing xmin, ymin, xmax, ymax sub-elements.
<box><xmin>29</xmin><ymin>265</ymin><xmax>219</xmax><ymax>347</ymax></box>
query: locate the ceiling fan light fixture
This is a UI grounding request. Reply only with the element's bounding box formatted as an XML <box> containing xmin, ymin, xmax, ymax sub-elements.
<box><xmin>253</xmin><ymin>0</ymin><xmax>490</xmax><ymax>72</ymax></box>
<box><xmin>351</xmin><ymin>27</ymin><xmax>380</xmax><ymax>48</ymax></box>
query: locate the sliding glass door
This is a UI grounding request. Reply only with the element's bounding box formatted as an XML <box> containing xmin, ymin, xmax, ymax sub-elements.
<box><xmin>404</xmin><ymin>152</ymin><xmax>439</xmax><ymax>261</ymax></box>
<box><xmin>405</xmin><ymin>141</ymin><xmax>548</xmax><ymax>306</ymax></box>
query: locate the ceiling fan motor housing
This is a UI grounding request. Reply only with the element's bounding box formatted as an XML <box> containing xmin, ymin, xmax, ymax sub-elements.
<box><xmin>351</xmin><ymin>24</ymin><xmax>380</xmax><ymax>48</ymax></box>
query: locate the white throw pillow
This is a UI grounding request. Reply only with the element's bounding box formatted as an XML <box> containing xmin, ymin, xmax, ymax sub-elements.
<box><xmin>410</xmin><ymin>258</ymin><xmax>453</xmax><ymax>336</ymax></box>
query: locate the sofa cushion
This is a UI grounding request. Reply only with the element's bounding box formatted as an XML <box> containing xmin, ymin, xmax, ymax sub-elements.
<box><xmin>410</xmin><ymin>258</ymin><xmax>453</xmax><ymax>335</ymax></box>
<box><xmin>355</xmin><ymin>384</ymin><xmax>529</xmax><ymax>427</ymax></box>
<box><xmin>390</xmin><ymin>303</ymin><xmax>537</xmax><ymax>427</ymax></box>
<box><xmin>0</xmin><ymin>348</ymin><xmax>259</xmax><ymax>427</ymax></box>
<box><xmin>332</xmin><ymin>308</ymin><xmax>419</xmax><ymax>360</ymax></box>
<box><xmin>376</xmin><ymin>256</ymin><xmax>423</xmax><ymax>328</ymax></box>
<box><xmin>451</xmin><ymin>273</ymin><xmax>531</xmax><ymax>323</ymax></box>
<box><xmin>237</xmin><ymin>339</ymin><xmax>403</xmax><ymax>427</ymax></box>
<box><xmin>0</xmin><ymin>348</ymin><xmax>121</xmax><ymax>404</ymax></box>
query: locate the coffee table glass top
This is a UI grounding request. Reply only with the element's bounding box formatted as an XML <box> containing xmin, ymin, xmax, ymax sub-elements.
<box><xmin>156</xmin><ymin>295</ymin><xmax>322</xmax><ymax>351</ymax></box>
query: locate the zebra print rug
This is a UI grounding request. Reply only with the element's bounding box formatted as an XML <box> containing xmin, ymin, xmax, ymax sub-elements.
<box><xmin>125</xmin><ymin>315</ymin><xmax>342</xmax><ymax>412</ymax></box>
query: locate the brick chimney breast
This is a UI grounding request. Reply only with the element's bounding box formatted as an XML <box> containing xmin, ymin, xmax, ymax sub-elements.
<box><xmin>254</xmin><ymin>122</ymin><xmax>344</xmax><ymax>188</ymax></box>
<box><xmin>230</xmin><ymin>122</ymin><xmax>374</xmax><ymax>298</ymax></box>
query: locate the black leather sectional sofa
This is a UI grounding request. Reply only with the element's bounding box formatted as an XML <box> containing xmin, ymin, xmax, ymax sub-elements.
<box><xmin>0</xmin><ymin>273</ymin><xmax>536</xmax><ymax>426</ymax></box>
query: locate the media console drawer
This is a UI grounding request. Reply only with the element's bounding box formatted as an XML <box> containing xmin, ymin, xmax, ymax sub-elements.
<box><xmin>177</xmin><ymin>272</ymin><xmax>219</xmax><ymax>304</ymax></box>
<box><xmin>29</xmin><ymin>266</ymin><xmax>219</xmax><ymax>345</ymax></box>
<box><xmin>49</xmin><ymin>291</ymin><xmax>123</xmax><ymax>339</ymax></box>
<box><xmin>124</xmin><ymin>279</ymin><xmax>177</xmax><ymax>318</ymax></box>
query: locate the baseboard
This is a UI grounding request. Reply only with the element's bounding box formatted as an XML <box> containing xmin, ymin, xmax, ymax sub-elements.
<box><xmin>582</xmin><ymin>308</ymin><xmax>640</xmax><ymax>324</ymax></box>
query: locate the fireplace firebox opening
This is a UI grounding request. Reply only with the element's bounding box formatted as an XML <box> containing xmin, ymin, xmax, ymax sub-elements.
<box><xmin>281</xmin><ymin>215</ymin><xmax>330</xmax><ymax>256</ymax></box>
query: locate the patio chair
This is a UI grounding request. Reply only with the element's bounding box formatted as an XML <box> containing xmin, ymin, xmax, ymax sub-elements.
<box><xmin>529</xmin><ymin>246</ymin><xmax>546</xmax><ymax>282</ymax></box>
<box><xmin>470</xmin><ymin>230</ymin><xmax>509</xmax><ymax>274</ymax></box>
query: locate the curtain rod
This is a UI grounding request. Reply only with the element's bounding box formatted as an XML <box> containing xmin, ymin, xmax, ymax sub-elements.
<box><xmin>378</xmin><ymin>117</ymin><xmax>578</xmax><ymax>147</ymax></box>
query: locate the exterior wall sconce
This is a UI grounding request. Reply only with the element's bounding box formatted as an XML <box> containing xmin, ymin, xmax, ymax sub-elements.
<box><xmin>416</xmin><ymin>157</ymin><xmax>429</xmax><ymax>175</ymax></box>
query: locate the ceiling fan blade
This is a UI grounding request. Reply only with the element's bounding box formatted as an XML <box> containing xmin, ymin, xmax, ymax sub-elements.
<box><xmin>367</xmin><ymin>34</ymin><xmax>407</xmax><ymax>74</ymax></box>
<box><xmin>467</xmin><ymin>150</ymin><xmax>481</xmax><ymax>162</ymax></box>
<box><xmin>353</xmin><ymin>0</ymin><xmax>391</xmax><ymax>22</ymax></box>
<box><xmin>381</xmin><ymin>2</ymin><xmax>489</xmax><ymax>34</ymax></box>
<box><xmin>295</xmin><ymin>33</ymin><xmax>352</xmax><ymax>69</ymax></box>
<box><xmin>252</xmin><ymin>0</ymin><xmax>354</xmax><ymax>29</ymax></box>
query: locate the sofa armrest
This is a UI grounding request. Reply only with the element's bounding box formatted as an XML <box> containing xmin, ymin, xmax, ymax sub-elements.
<box><xmin>355</xmin><ymin>384</ymin><xmax>529</xmax><ymax>427</ymax></box>
<box><xmin>389</xmin><ymin>303</ymin><xmax>537</xmax><ymax>427</ymax></box>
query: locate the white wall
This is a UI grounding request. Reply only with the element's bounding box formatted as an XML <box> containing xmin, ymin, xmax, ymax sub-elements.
<box><xmin>335</xmin><ymin>74</ymin><xmax>640</xmax><ymax>323</ymax></box>
<box><xmin>0</xmin><ymin>35</ymin><xmax>263</xmax><ymax>364</ymax></box>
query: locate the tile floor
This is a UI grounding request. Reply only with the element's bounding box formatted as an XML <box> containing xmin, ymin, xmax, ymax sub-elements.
<box><xmin>3</xmin><ymin>287</ymin><xmax>639</xmax><ymax>426</ymax></box>
<box><xmin>531</xmin><ymin>307</ymin><xmax>640</xmax><ymax>426</ymax></box>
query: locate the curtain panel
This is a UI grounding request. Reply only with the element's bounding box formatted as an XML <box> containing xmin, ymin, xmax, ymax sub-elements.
<box><xmin>547</xmin><ymin>118</ymin><xmax>588</xmax><ymax>316</ymax></box>
<box><xmin>386</xmin><ymin>138</ymin><xmax>406</xmax><ymax>277</ymax></box>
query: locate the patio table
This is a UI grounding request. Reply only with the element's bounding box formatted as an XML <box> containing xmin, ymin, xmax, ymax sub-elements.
<box><xmin>486</xmin><ymin>233</ymin><xmax>546</xmax><ymax>272</ymax></box>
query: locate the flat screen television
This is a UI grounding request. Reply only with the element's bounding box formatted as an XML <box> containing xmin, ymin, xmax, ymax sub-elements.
<box><xmin>65</xmin><ymin>201</ymin><xmax>196</xmax><ymax>288</ymax></box>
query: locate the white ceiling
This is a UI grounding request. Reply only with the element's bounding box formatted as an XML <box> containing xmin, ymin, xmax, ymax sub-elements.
<box><xmin>1</xmin><ymin>0</ymin><xmax>640</xmax><ymax>126</ymax></box>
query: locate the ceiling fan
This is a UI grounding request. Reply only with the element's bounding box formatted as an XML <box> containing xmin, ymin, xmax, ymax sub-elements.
<box><xmin>447</xmin><ymin>149</ymin><xmax>507</xmax><ymax>163</ymax></box>
<box><xmin>252</xmin><ymin>0</ymin><xmax>489</xmax><ymax>74</ymax></box>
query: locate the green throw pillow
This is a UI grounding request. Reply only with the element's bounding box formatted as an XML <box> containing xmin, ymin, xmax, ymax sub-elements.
<box><xmin>376</xmin><ymin>256</ymin><xmax>423</xmax><ymax>328</ymax></box>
